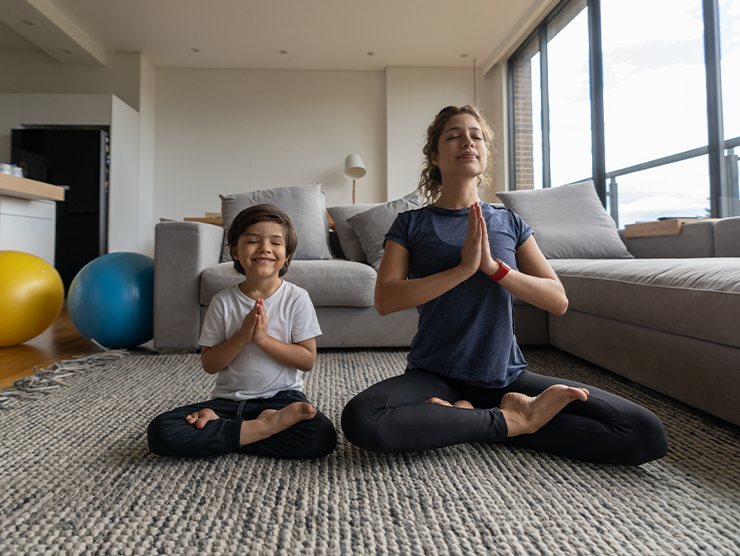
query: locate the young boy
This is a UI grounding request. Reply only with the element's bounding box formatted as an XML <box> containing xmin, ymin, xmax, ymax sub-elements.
<box><xmin>147</xmin><ymin>204</ymin><xmax>337</xmax><ymax>459</ymax></box>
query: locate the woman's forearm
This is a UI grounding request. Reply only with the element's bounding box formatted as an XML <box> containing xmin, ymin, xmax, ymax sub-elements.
<box><xmin>375</xmin><ymin>265</ymin><xmax>473</xmax><ymax>315</ymax></box>
<box><xmin>497</xmin><ymin>271</ymin><xmax>568</xmax><ymax>315</ymax></box>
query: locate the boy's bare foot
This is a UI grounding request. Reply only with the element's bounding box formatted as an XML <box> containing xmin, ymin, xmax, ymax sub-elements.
<box><xmin>500</xmin><ymin>385</ymin><xmax>589</xmax><ymax>437</ymax></box>
<box><xmin>425</xmin><ymin>397</ymin><xmax>474</xmax><ymax>409</ymax></box>
<box><xmin>240</xmin><ymin>402</ymin><xmax>316</xmax><ymax>446</ymax></box>
<box><xmin>186</xmin><ymin>407</ymin><xmax>220</xmax><ymax>429</ymax></box>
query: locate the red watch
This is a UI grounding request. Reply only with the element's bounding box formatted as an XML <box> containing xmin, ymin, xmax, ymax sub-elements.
<box><xmin>489</xmin><ymin>258</ymin><xmax>512</xmax><ymax>282</ymax></box>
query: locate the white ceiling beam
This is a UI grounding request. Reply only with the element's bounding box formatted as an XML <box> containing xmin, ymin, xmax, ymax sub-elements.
<box><xmin>0</xmin><ymin>0</ymin><xmax>106</xmax><ymax>65</ymax></box>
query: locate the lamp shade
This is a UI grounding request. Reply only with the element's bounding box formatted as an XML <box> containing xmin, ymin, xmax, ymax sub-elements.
<box><xmin>344</xmin><ymin>154</ymin><xmax>366</xmax><ymax>180</ymax></box>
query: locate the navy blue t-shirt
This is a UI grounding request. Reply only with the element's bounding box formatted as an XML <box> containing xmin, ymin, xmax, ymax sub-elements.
<box><xmin>385</xmin><ymin>203</ymin><xmax>533</xmax><ymax>388</ymax></box>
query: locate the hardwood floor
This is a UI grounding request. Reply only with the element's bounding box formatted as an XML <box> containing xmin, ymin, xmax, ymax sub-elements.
<box><xmin>0</xmin><ymin>307</ymin><xmax>104</xmax><ymax>389</ymax></box>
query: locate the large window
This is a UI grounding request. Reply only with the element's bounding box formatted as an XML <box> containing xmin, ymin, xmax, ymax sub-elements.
<box><xmin>509</xmin><ymin>0</ymin><xmax>740</xmax><ymax>226</ymax></box>
<box><xmin>509</xmin><ymin>0</ymin><xmax>590</xmax><ymax>191</ymax></box>
<box><xmin>548</xmin><ymin>1</ymin><xmax>592</xmax><ymax>188</ymax></box>
<box><xmin>602</xmin><ymin>0</ymin><xmax>709</xmax><ymax>224</ymax></box>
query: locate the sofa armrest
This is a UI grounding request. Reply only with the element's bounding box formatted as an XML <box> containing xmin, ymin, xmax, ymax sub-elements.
<box><xmin>619</xmin><ymin>220</ymin><xmax>716</xmax><ymax>258</ymax></box>
<box><xmin>715</xmin><ymin>216</ymin><xmax>740</xmax><ymax>257</ymax></box>
<box><xmin>154</xmin><ymin>222</ymin><xmax>224</xmax><ymax>349</ymax></box>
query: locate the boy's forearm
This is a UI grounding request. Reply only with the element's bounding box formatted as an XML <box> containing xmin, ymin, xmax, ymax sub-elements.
<box><xmin>201</xmin><ymin>333</ymin><xmax>250</xmax><ymax>374</ymax></box>
<box><xmin>255</xmin><ymin>336</ymin><xmax>316</xmax><ymax>372</ymax></box>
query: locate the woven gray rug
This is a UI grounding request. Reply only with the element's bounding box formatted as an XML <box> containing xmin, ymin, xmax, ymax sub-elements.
<box><xmin>1</xmin><ymin>347</ymin><xmax>739</xmax><ymax>556</ymax></box>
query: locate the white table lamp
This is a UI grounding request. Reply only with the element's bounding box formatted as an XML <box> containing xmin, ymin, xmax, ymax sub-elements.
<box><xmin>344</xmin><ymin>154</ymin><xmax>366</xmax><ymax>204</ymax></box>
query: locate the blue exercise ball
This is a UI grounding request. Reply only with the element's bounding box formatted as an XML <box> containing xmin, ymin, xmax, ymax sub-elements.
<box><xmin>68</xmin><ymin>252</ymin><xmax>154</xmax><ymax>349</ymax></box>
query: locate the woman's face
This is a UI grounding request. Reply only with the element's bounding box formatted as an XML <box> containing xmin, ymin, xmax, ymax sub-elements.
<box><xmin>431</xmin><ymin>113</ymin><xmax>487</xmax><ymax>181</ymax></box>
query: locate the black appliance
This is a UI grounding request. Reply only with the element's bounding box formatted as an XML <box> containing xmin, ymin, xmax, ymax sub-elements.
<box><xmin>12</xmin><ymin>128</ymin><xmax>110</xmax><ymax>293</ymax></box>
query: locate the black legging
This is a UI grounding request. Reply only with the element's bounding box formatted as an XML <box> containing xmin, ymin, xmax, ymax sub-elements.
<box><xmin>148</xmin><ymin>389</ymin><xmax>337</xmax><ymax>460</ymax></box>
<box><xmin>341</xmin><ymin>369</ymin><xmax>667</xmax><ymax>465</ymax></box>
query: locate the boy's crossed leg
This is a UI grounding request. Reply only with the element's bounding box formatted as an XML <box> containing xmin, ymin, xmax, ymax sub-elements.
<box><xmin>148</xmin><ymin>391</ymin><xmax>336</xmax><ymax>459</ymax></box>
<box><xmin>186</xmin><ymin>402</ymin><xmax>317</xmax><ymax>446</ymax></box>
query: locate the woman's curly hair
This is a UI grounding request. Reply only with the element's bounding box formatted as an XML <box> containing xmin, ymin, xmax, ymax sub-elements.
<box><xmin>417</xmin><ymin>105</ymin><xmax>495</xmax><ymax>205</ymax></box>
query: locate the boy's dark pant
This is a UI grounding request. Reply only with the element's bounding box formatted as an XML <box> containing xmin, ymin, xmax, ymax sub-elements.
<box><xmin>148</xmin><ymin>389</ymin><xmax>337</xmax><ymax>459</ymax></box>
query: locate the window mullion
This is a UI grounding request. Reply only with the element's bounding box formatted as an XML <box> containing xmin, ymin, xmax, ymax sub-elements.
<box><xmin>540</xmin><ymin>26</ymin><xmax>551</xmax><ymax>189</ymax></box>
<box><xmin>703</xmin><ymin>0</ymin><xmax>726</xmax><ymax>218</ymax></box>
<box><xmin>588</xmin><ymin>0</ymin><xmax>607</xmax><ymax>207</ymax></box>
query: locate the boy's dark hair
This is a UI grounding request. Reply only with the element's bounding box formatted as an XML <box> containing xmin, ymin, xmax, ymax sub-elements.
<box><xmin>226</xmin><ymin>204</ymin><xmax>298</xmax><ymax>277</ymax></box>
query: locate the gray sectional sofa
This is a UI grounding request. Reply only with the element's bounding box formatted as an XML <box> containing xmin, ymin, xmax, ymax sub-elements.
<box><xmin>153</xmin><ymin>181</ymin><xmax>740</xmax><ymax>427</ymax></box>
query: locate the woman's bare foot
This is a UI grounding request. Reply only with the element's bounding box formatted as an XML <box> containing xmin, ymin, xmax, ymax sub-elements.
<box><xmin>425</xmin><ymin>397</ymin><xmax>474</xmax><ymax>409</ymax></box>
<box><xmin>186</xmin><ymin>407</ymin><xmax>220</xmax><ymax>429</ymax></box>
<box><xmin>500</xmin><ymin>385</ymin><xmax>589</xmax><ymax>437</ymax></box>
<box><xmin>240</xmin><ymin>402</ymin><xmax>316</xmax><ymax>446</ymax></box>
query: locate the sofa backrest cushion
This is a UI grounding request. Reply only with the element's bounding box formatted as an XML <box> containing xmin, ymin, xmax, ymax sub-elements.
<box><xmin>715</xmin><ymin>216</ymin><xmax>740</xmax><ymax>257</ymax></box>
<box><xmin>327</xmin><ymin>202</ymin><xmax>382</xmax><ymax>263</ymax></box>
<box><xmin>200</xmin><ymin>260</ymin><xmax>376</xmax><ymax>308</ymax></box>
<box><xmin>497</xmin><ymin>179</ymin><xmax>633</xmax><ymax>259</ymax></box>
<box><xmin>220</xmin><ymin>183</ymin><xmax>332</xmax><ymax>262</ymax></box>
<box><xmin>346</xmin><ymin>192</ymin><xmax>422</xmax><ymax>269</ymax></box>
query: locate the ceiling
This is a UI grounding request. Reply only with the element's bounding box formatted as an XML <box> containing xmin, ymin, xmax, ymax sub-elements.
<box><xmin>0</xmin><ymin>0</ymin><xmax>549</xmax><ymax>72</ymax></box>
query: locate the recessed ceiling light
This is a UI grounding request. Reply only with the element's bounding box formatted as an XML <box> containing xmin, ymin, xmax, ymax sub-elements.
<box><xmin>191</xmin><ymin>48</ymin><xmax>200</xmax><ymax>53</ymax></box>
<box><xmin>61</xmin><ymin>49</ymin><xmax>72</xmax><ymax>54</ymax></box>
<box><xmin>460</xmin><ymin>54</ymin><xmax>468</xmax><ymax>58</ymax></box>
<box><xmin>280</xmin><ymin>50</ymin><xmax>287</xmax><ymax>54</ymax></box>
<box><xmin>21</xmin><ymin>20</ymin><xmax>34</xmax><ymax>26</ymax></box>
<box><xmin>367</xmin><ymin>52</ymin><xmax>374</xmax><ymax>56</ymax></box>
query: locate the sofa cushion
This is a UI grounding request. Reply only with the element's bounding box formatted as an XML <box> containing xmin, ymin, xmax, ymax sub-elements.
<box><xmin>497</xmin><ymin>180</ymin><xmax>633</xmax><ymax>259</ymax></box>
<box><xmin>715</xmin><ymin>216</ymin><xmax>740</xmax><ymax>257</ymax></box>
<box><xmin>549</xmin><ymin>258</ymin><xmax>740</xmax><ymax>348</ymax></box>
<box><xmin>220</xmin><ymin>183</ymin><xmax>332</xmax><ymax>262</ymax></box>
<box><xmin>200</xmin><ymin>259</ymin><xmax>376</xmax><ymax>308</ymax></box>
<box><xmin>346</xmin><ymin>192</ymin><xmax>422</xmax><ymax>269</ymax></box>
<box><xmin>327</xmin><ymin>202</ymin><xmax>381</xmax><ymax>263</ymax></box>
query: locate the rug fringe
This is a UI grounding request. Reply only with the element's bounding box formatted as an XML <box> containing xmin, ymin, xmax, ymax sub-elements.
<box><xmin>0</xmin><ymin>346</ymin><xmax>130</xmax><ymax>409</ymax></box>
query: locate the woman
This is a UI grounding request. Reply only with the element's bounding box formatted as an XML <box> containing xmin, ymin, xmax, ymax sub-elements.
<box><xmin>341</xmin><ymin>105</ymin><xmax>667</xmax><ymax>465</ymax></box>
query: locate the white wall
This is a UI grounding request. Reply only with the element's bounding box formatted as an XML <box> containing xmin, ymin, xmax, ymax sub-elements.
<box><xmin>385</xmin><ymin>67</ymin><xmax>478</xmax><ymax>202</ymax></box>
<box><xmin>108</xmin><ymin>95</ymin><xmax>140</xmax><ymax>253</ymax></box>
<box><xmin>479</xmin><ymin>63</ymin><xmax>509</xmax><ymax>200</ymax></box>
<box><xmin>137</xmin><ymin>56</ymin><xmax>156</xmax><ymax>256</ymax></box>
<box><xmin>154</xmin><ymin>68</ymin><xmax>387</xmax><ymax>222</ymax></box>
<box><xmin>0</xmin><ymin>94</ymin><xmax>21</xmax><ymax>164</ymax></box>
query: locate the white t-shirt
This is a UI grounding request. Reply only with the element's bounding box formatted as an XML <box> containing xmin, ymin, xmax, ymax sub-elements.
<box><xmin>199</xmin><ymin>280</ymin><xmax>322</xmax><ymax>400</ymax></box>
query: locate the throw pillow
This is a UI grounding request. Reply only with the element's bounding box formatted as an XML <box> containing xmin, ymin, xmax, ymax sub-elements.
<box><xmin>220</xmin><ymin>183</ymin><xmax>332</xmax><ymax>262</ymax></box>
<box><xmin>346</xmin><ymin>192</ymin><xmax>422</xmax><ymax>269</ymax></box>
<box><xmin>326</xmin><ymin>202</ymin><xmax>381</xmax><ymax>263</ymax></box>
<box><xmin>496</xmin><ymin>179</ymin><xmax>633</xmax><ymax>259</ymax></box>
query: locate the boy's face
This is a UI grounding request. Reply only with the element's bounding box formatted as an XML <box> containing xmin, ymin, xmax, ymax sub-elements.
<box><xmin>232</xmin><ymin>221</ymin><xmax>288</xmax><ymax>279</ymax></box>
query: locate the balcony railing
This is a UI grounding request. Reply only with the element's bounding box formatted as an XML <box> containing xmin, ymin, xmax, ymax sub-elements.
<box><xmin>605</xmin><ymin>136</ymin><xmax>740</xmax><ymax>228</ymax></box>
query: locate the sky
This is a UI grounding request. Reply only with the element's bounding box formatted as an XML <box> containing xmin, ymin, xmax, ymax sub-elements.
<box><xmin>531</xmin><ymin>0</ymin><xmax>739</xmax><ymax>226</ymax></box>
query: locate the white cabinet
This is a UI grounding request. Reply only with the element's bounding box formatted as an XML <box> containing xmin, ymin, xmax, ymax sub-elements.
<box><xmin>0</xmin><ymin>196</ymin><xmax>57</xmax><ymax>264</ymax></box>
<box><xmin>0</xmin><ymin>172</ymin><xmax>65</xmax><ymax>265</ymax></box>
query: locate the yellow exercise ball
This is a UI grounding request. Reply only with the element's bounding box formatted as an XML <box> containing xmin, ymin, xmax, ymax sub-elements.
<box><xmin>0</xmin><ymin>251</ymin><xmax>64</xmax><ymax>347</ymax></box>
